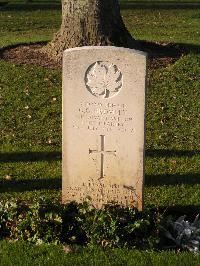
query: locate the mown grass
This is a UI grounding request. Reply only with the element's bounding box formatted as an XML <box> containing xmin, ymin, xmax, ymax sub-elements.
<box><xmin>0</xmin><ymin>1</ymin><xmax>200</xmax><ymax>48</ymax></box>
<box><xmin>124</xmin><ymin>9</ymin><xmax>200</xmax><ymax>46</ymax></box>
<box><xmin>1</xmin><ymin>241</ymin><xmax>200</xmax><ymax>266</ymax></box>
<box><xmin>0</xmin><ymin>0</ymin><xmax>200</xmax><ymax>262</ymax></box>
<box><xmin>0</xmin><ymin>0</ymin><xmax>199</xmax><ymax>206</ymax></box>
<box><xmin>0</xmin><ymin>8</ymin><xmax>61</xmax><ymax>48</ymax></box>
<box><xmin>0</xmin><ymin>62</ymin><xmax>61</xmax><ymax>202</ymax></box>
<box><xmin>0</xmin><ymin>54</ymin><xmax>199</xmax><ymax>206</ymax></box>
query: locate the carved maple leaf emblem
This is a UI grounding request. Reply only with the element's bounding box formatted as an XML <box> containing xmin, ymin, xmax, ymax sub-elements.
<box><xmin>85</xmin><ymin>61</ymin><xmax>123</xmax><ymax>98</ymax></box>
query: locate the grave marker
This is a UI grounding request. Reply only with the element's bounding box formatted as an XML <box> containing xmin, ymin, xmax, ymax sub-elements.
<box><xmin>62</xmin><ymin>46</ymin><xmax>147</xmax><ymax>210</ymax></box>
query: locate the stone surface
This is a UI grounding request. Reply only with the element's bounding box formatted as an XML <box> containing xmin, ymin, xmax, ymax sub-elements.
<box><xmin>62</xmin><ymin>46</ymin><xmax>147</xmax><ymax>210</ymax></box>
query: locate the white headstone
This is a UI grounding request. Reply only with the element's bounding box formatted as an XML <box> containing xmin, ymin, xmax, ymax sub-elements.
<box><xmin>62</xmin><ymin>46</ymin><xmax>147</xmax><ymax>210</ymax></box>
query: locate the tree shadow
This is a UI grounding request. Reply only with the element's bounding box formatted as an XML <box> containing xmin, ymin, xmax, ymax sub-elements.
<box><xmin>2</xmin><ymin>1</ymin><xmax>200</xmax><ymax>12</ymax></box>
<box><xmin>0</xmin><ymin>2</ymin><xmax>61</xmax><ymax>11</ymax></box>
<box><xmin>146</xmin><ymin>173</ymin><xmax>200</xmax><ymax>186</ymax></box>
<box><xmin>120</xmin><ymin>1</ymin><xmax>200</xmax><ymax>10</ymax></box>
<box><xmin>1</xmin><ymin>149</ymin><xmax>199</xmax><ymax>188</ymax></box>
<box><xmin>145</xmin><ymin>149</ymin><xmax>200</xmax><ymax>186</ymax></box>
<box><xmin>1</xmin><ymin>149</ymin><xmax>198</xmax><ymax>163</ymax></box>
<box><xmin>0</xmin><ymin>151</ymin><xmax>61</xmax><ymax>163</ymax></box>
<box><xmin>145</xmin><ymin>149</ymin><xmax>199</xmax><ymax>186</ymax></box>
<box><xmin>134</xmin><ymin>41</ymin><xmax>200</xmax><ymax>58</ymax></box>
<box><xmin>0</xmin><ymin>2</ymin><xmax>8</xmax><ymax>7</ymax></box>
<box><xmin>146</xmin><ymin>149</ymin><xmax>200</xmax><ymax>157</ymax></box>
<box><xmin>0</xmin><ymin>178</ymin><xmax>61</xmax><ymax>193</ymax></box>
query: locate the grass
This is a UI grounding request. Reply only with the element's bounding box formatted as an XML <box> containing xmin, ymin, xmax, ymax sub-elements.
<box><xmin>1</xmin><ymin>241</ymin><xmax>200</xmax><ymax>266</ymax></box>
<box><xmin>0</xmin><ymin>62</ymin><xmax>61</xmax><ymax>202</ymax></box>
<box><xmin>0</xmin><ymin>0</ymin><xmax>199</xmax><ymax>206</ymax></box>
<box><xmin>0</xmin><ymin>0</ymin><xmax>200</xmax><ymax>263</ymax></box>
<box><xmin>0</xmin><ymin>1</ymin><xmax>200</xmax><ymax>48</ymax></box>
<box><xmin>0</xmin><ymin>54</ymin><xmax>199</xmax><ymax>206</ymax></box>
<box><xmin>123</xmin><ymin>9</ymin><xmax>200</xmax><ymax>46</ymax></box>
<box><xmin>0</xmin><ymin>8</ymin><xmax>60</xmax><ymax>48</ymax></box>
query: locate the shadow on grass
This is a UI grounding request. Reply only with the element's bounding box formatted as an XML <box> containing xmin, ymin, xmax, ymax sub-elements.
<box><xmin>135</xmin><ymin>41</ymin><xmax>200</xmax><ymax>57</ymax></box>
<box><xmin>0</xmin><ymin>178</ymin><xmax>61</xmax><ymax>193</ymax></box>
<box><xmin>146</xmin><ymin>173</ymin><xmax>200</xmax><ymax>186</ymax></box>
<box><xmin>0</xmin><ymin>151</ymin><xmax>61</xmax><ymax>163</ymax></box>
<box><xmin>146</xmin><ymin>149</ymin><xmax>200</xmax><ymax>157</ymax></box>
<box><xmin>0</xmin><ymin>3</ymin><xmax>61</xmax><ymax>11</ymax></box>
<box><xmin>0</xmin><ymin>173</ymin><xmax>199</xmax><ymax>193</ymax></box>
<box><xmin>0</xmin><ymin>149</ymin><xmax>199</xmax><ymax>163</ymax></box>
<box><xmin>120</xmin><ymin>1</ymin><xmax>200</xmax><ymax>10</ymax></box>
<box><xmin>0</xmin><ymin>2</ymin><xmax>8</xmax><ymax>7</ymax></box>
<box><xmin>1</xmin><ymin>1</ymin><xmax>200</xmax><ymax>11</ymax></box>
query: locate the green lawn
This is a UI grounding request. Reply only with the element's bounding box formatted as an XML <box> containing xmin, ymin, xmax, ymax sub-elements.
<box><xmin>0</xmin><ymin>0</ymin><xmax>200</xmax><ymax>263</ymax></box>
<box><xmin>1</xmin><ymin>241</ymin><xmax>200</xmax><ymax>266</ymax></box>
<box><xmin>0</xmin><ymin>54</ymin><xmax>199</xmax><ymax>206</ymax></box>
<box><xmin>0</xmin><ymin>1</ymin><xmax>200</xmax><ymax>48</ymax></box>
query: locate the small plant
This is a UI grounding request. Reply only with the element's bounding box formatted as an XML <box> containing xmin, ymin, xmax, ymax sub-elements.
<box><xmin>0</xmin><ymin>200</ymin><xmax>159</xmax><ymax>248</ymax></box>
<box><xmin>68</xmin><ymin>203</ymin><xmax>159</xmax><ymax>248</ymax></box>
<box><xmin>0</xmin><ymin>199</ymin><xmax>63</xmax><ymax>245</ymax></box>
<box><xmin>162</xmin><ymin>215</ymin><xmax>200</xmax><ymax>253</ymax></box>
<box><xmin>0</xmin><ymin>201</ymin><xmax>18</xmax><ymax>239</ymax></box>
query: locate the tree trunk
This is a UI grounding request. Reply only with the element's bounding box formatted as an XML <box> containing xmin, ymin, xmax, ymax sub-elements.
<box><xmin>44</xmin><ymin>0</ymin><xmax>135</xmax><ymax>61</ymax></box>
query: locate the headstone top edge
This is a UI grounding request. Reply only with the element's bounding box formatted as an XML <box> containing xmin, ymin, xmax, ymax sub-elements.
<box><xmin>63</xmin><ymin>46</ymin><xmax>147</xmax><ymax>57</ymax></box>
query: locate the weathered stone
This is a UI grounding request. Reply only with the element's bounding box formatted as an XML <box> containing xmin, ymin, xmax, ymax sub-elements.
<box><xmin>62</xmin><ymin>46</ymin><xmax>147</xmax><ymax>210</ymax></box>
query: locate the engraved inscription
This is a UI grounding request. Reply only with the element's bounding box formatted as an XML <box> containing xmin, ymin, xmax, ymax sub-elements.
<box><xmin>89</xmin><ymin>135</ymin><xmax>116</xmax><ymax>180</ymax></box>
<box><xmin>76</xmin><ymin>102</ymin><xmax>134</xmax><ymax>132</ymax></box>
<box><xmin>63</xmin><ymin>183</ymin><xmax>140</xmax><ymax>208</ymax></box>
<box><xmin>85</xmin><ymin>61</ymin><xmax>123</xmax><ymax>99</ymax></box>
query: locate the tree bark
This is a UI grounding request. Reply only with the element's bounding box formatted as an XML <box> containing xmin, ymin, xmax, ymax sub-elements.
<box><xmin>44</xmin><ymin>0</ymin><xmax>135</xmax><ymax>61</ymax></box>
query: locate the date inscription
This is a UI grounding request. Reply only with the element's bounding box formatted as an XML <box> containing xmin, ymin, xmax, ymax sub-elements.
<box><xmin>75</xmin><ymin>102</ymin><xmax>134</xmax><ymax>132</ymax></box>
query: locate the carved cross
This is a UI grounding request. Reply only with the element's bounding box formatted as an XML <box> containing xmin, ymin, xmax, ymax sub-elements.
<box><xmin>89</xmin><ymin>135</ymin><xmax>116</xmax><ymax>179</ymax></box>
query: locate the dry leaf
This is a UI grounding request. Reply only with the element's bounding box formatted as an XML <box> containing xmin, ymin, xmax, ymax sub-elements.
<box><xmin>63</xmin><ymin>245</ymin><xmax>74</xmax><ymax>254</ymax></box>
<box><xmin>5</xmin><ymin>175</ymin><xmax>12</xmax><ymax>180</ymax></box>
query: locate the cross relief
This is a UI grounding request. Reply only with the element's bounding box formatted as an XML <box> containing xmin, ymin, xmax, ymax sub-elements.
<box><xmin>89</xmin><ymin>135</ymin><xmax>116</xmax><ymax>180</ymax></box>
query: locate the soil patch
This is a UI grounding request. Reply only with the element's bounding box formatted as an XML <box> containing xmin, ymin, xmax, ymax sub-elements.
<box><xmin>0</xmin><ymin>41</ymin><xmax>184</xmax><ymax>71</ymax></box>
<box><xmin>1</xmin><ymin>43</ymin><xmax>60</xmax><ymax>70</ymax></box>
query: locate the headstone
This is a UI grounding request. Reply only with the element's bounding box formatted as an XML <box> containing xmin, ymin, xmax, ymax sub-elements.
<box><xmin>62</xmin><ymin>46</ymin><xmax>147</xmax><ymax>210</ymax></box>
